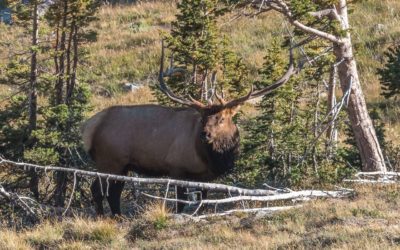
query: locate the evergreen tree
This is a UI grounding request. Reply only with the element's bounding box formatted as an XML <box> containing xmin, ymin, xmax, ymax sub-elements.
<box><xmin>237</xmin><ymin>40</ymin><xmax>304</xmax><ymax>186</ymax></box>
<box><xmin>378</xmin><ymin>45</ymin><xmax>400</xmax><ymax>99</ymax></box>
<box><xmin>155</xmin><ymin>0</ymin><xmax>248</xmax><ymax>105</ymax></box>
<box><xmin>0</xmin><ymin>0</ymin><xmax>99</xmax><ymax>206</ymax></box>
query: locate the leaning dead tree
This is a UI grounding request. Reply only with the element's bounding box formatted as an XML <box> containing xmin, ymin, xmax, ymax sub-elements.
<box><xmin>0</xmin><ymin>157</ymin><xmax>353</xmax><ymax>217</ymax></box>
<box><xmin>238</xmin><ymin>0</ymin><xmax>386</xmax><ymax>172</ymax></box>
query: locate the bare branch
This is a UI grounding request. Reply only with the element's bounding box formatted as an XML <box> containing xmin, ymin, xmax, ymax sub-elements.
<box><xmin>196</xmin><ymin>205</ymin><xmax>301</xmax><ymax>219</ymax></box>
<box><xmin>0</xmin><ymin>157</ymin><xmax>277</xmax><ymax>196</ymax></box>
<box><xmin>309</xmin><ymin>8</ymin><xmax>340</xmax><ymax>20</ymax></box>
<box><xmin>142</xmin><ymin>189</ymin><xmax>353</xmax><ymax>205</ymax></box>
<box><xmin>0</xmin><ymin>184</ymin><xmax>38</xmax><ymax>217</ymax></box>
<box><xmin>245</xmin><ymin>0</ymin><xmax>343</xmax><ymax>44</ymax></box>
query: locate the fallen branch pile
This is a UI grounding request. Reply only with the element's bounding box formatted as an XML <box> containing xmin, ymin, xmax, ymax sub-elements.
<box><xmin>0</xmin><ymin>184</ymin><xmax>40</xmax><ymax>219</ymax></box>
<box><xmin>0</xmin><ymin>157</ymin><xmax>354</xmax><ymax>218</ymax></box>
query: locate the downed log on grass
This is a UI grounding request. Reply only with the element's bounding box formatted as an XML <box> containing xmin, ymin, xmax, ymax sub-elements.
<box><xmin>0</xmin><ymin>157</ymin><xmax>278</xmax><ymax>196</ymax></box>
<box><xmin>344</xmin><ymin>171</ymin><xmax>400</xmax><ymax>184</ymax></box>
<box><xmin>142</xmin><ymin>189</ymin><xmax>353</xmax><ymax>206</ymax></box>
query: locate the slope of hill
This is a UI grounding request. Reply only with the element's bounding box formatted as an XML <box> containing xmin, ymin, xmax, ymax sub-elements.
<box><xmin>81</xmin><ymin>0</ymin><xmax>400</xmax><ymax>142</ymax></box>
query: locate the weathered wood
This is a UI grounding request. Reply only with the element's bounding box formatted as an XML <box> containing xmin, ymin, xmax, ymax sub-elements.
<box><xmin>0</xmin><ymin>157</ymin><xmax>277</xmax><ymax>196</ymax></box>
<box><xmin>142</xmin><ymin>189</ymin><xmax>353</xmax><ymax>205</ymax></box>
<box><xmin>196</xmin><ymin>205</ymin><xmax>302</xmax><ymax>219</ymax></box>
<box><xmin>244</xmin><ymin>0</ymin><xmax>387</xmax><ymax>172</ymax></box>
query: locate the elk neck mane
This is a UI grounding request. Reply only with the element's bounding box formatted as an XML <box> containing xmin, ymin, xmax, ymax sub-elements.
<box><xmin>200</xmin><ymin>125</ymin><xmax>240</xmax><ymax>177</ymax></box>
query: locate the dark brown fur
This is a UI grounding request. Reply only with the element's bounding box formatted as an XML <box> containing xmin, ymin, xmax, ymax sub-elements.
<box><xmin>83</xmin><ymin>104</ymin><xmax>240</xmax><ymax>215</ymax></box>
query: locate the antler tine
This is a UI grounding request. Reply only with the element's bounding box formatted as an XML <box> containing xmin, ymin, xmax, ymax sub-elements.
<box><xmin>248</xmin><ymin>47</ymin><xmax>295</xmax><ymax>99</ymax></box>
<box><xmin>158</xmin><ymin>40</ymin><xmax>206</xmax><ymax>109</ymax></box>
<box><xmin>215</xmin><ymin>90</ymin><xmax>226</xmax><ymax>105</ymax></box>
<box><xmin>224</xmin><ymin>47</ymin><xmax>295</xmax><ymax>108</ymax></box>
<box><xmin>224</xmin><ymin>85</ymin><xmax>253</xmax><ymax>108</ymax></box>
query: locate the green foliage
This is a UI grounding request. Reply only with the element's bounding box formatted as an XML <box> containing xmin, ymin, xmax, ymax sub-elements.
<box><xmin>232</xmin><ymin>38</ymin><xmax>354</xmax><ymax>187</ymax></box>
<box><xmin>0</xmin><ymin>95</ymin><xmax>29</xmax><ymax>159</ymax></box>
<box><xmin>377</xmin><ymin>45</ymin><xmax>400</xmax><ymax>98</ymax></box>
<box><xmin>154</xmin><ymin>0</ymin><xmax>249</xmax><ymax>106</ymax></box>
<box><xmin>236</xmin><ymin>40</ymin><xmax>306</xmax><ymax>186</ymax></box>
<box><xmin>24</xmin><ymin>85</ymin><xmax>91</xmax><ymax>166</ymax></box>
<box><xmin>0</xmin><ymin>0</ymin><xmax>97</xmax><ymax>205</ymax></box>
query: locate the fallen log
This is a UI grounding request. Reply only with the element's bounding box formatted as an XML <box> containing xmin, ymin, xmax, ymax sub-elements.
<box><xmin>0</xmin><ymin>157</ymin><xmax>277</xmax><ymax>196</ymax></box>
<box><xmin>142</xmin><ymin>189</ymin><xmax>353</xmax><ymax>205</ymax></box>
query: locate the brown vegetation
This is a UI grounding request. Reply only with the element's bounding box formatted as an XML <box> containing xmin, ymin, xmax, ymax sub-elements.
<box><xmin>1</xmin><ymin>185</ymin><xmax>399</xmax><ymax>249</ymax></box>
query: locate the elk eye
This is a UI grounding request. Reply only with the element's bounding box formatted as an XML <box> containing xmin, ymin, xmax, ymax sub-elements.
<box><xmin>219</xmin><ymin>118</ymin><xmax>225</xmax><ymax>124</ymax></box>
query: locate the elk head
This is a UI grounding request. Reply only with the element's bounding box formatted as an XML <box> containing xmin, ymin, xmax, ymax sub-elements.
<box><xmin>158</xmin><ymin>41</ymin><xmax>296</xmax><ymax>151</ymax></box>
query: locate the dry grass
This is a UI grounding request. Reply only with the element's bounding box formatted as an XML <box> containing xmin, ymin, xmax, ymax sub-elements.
<box><xmin>90</xmin><ymin>85</ymin><xmax>155</xmax><ymax>113</ymax></box>
<box><xmin>1</xmin><ymin>185</ymin><xmax>400</xmax><ymax>249</ymax></box>
<box><xmin>0</xmin><ymin>229</ymin><xmax>33</xmax><ymax>250</ymax></box>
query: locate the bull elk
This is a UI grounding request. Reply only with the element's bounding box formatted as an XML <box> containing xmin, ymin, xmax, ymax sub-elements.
<box><xmin>82</xmin><ymin>43</ymin><xmax>296</xmax><ymax>215</ymax></box>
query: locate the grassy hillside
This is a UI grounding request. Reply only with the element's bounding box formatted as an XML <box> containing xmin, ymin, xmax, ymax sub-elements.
<box><xmin>81</xmin><ymin>0</ymin><xmax>400</xmax><ymax>141</ymax></box>
<box><xmin>84</xmin><ymin>0</ymin><xmax>400</xmax><ymax>95</ymax></box>
<box><xmin>1</xmin><ymin>185</ymin><xmax>400</xmax><ymax>249</ymax></box>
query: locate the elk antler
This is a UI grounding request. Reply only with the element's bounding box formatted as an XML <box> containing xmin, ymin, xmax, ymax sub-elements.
<box><xmin>224</xmin><ymin>48</ymin><xmax>296</xmax><ymax>108</ymax></box>
<box><xmin>159</xmin><ymin>40</ymin><xmax>206</xmax><ymax>109</ymax></box>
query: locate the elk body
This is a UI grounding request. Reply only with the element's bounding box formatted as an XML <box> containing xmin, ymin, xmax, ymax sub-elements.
<box><xmin>82</xmin><ymin>44</ymin><xmax>295</xmax><ymax>215</ymax></box>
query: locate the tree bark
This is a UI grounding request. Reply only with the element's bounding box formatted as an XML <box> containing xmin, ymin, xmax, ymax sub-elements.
<box><xmin>28</xmin><ymin>1</ymin><xmax>38</xmax><ymax>133</ymax></box>
<box><xmin>251</xmin><ymin>0</ymin><xmax>387</xmax><ymax>171</ymax></box>
<box><xmin>55</xmin><ymin>0</ymin><xmax>68</xmax><ymax>105</ymax></box>
<box><xmin>326</xmin><ymin>64</ymin><xmax>338</xmax><ymax>156</ymax></box>
<box><xmin>28</xmin><ymin>0</ymin><xmax>39</xmax><ymax>199</ymax></box>
<box><xmin>54</xmin><ymin>0</ymin><xmax>69</xmax><ymax>207</ymax></box>
<box><xmin>66</xmin><ymin>24</ymin><xmax>78</xmax><ymax>103</ymax></box>
<box><xmin>333</xmin><ymin>0</ymin><xmax>386</xmax><ymax>171</ymax></box>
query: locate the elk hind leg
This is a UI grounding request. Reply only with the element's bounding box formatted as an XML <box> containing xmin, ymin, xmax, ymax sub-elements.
<box><xmin>106</xmin><ymin>180</ymin><xmax>125</xmax><ymax>216</ymax></box>
<box><xmin>91</xmin><ymin>178</ymin><xmax>105</xmax><ymax>215</ymax></box>
<box><xmin>176</xmin><ymin>186</ymin><xmax>187</xmax><ymax>213</ymax></box>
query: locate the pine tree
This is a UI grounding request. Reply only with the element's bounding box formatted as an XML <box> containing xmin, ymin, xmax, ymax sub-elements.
<box><xmin>155</xmin><ymin>0</ymin><xmax>248</xmax><ymax>105</ymax></box>
<box><xmin>237</xmin><ymin>40</ymin><xmax>304</xmax><ymax>186</ymax></box>
<box><xmin>0</xmin><ymin>0</ymin><xmax>99</xmax><ymax>206</ymax></box>
<box><xmin>378</xmin><ymin>45</ymin><xmax>400</xmax><ymax>99</ymax></box>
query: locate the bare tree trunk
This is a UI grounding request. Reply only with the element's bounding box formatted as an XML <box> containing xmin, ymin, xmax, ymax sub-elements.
<box><xmin>28</xmin><ymin>0</ymin><xmax>39</xmax><ymax>199</ymax></box>
<box><xmin>333</xmin><ymin>0</ymin><xmax>386</xmax><ymax>171</ymax></box>
<box><xmin>313</xmin><ymin>82</ymin><xmax>320</xmax><ymax>175</ymax></box>
<box><xmin>326</xmin><ymin>64</ymin><xmax>338</xmax><ymax>156</ymax></box>
<box><xmin>55</xmin><ymin>0</ymin><xmax>68</xmax><ymax>105</ymax></box>
<box><xmin>54</xmin><ymin>0</ymin><xmax>69</xmax><ymax>207</ymax></box>
<box><xmin>243</xmin><ymin>0</ymin><xmax>387</xmax><ymax>171</ymax></box>
<box><xmin>66</xmin><ymin>25</ymin><xmax>78</xmax><ymax>103</ymax></box>
<box><xmin>65</xmin><ymin>20</ymin><xmax>74</xmax><ymax>104</ymax></box>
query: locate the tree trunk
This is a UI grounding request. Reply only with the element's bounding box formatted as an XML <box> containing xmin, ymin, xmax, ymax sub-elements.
<box><xmin>54</xmin><ymin>0</ymin><xmax>69</xmax><ymax>207</ymax></box>
<box><xmin>67</xmin><ymin>25</ymin><xmax>78</xmax><ymax>102</ymax></box>
<box><xmin>326</xmin><ymin>64</ymin><xmax>338</xmax><ymax>156</ymax></box>
<box><xmin>65</xmin><ymin>20</ymin><xmax>74</xmax><ymax>104</ymax></box>
<box><xmin>28</xmin><ymin>1</ymin><xmax>38</xmax><ymax>133</ymax></box>
<box><xmin>28</xmin><ymin>1</ymin><xmax>39</xmax><ymax>199</ymax></box>
<box><xmin>55</xmin><ymin>0</ymin><xmax>68</xmax><ymax>105</ymax></box>
<box><xmin>66</xmin><ymin>23</ymin><xmax>78</xmax><ymax>103</ymax></box>
<box><xmin>334</xmin><ymin>0</ymin><xmax>386</xmax><ymax>171</ymax></box>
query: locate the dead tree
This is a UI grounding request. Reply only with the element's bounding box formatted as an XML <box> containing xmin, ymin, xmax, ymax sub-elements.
<box><xmin>241</xmin><ymin>0</ymin><xmax>386</xmax><ymax>171</ymax></box>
